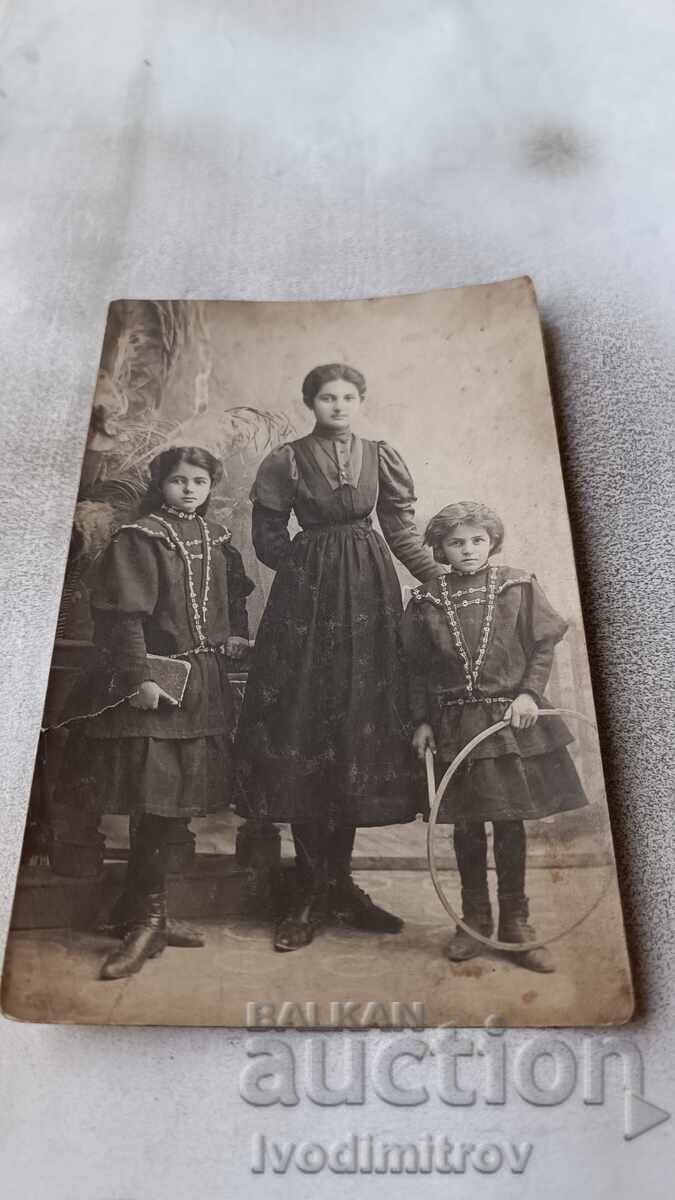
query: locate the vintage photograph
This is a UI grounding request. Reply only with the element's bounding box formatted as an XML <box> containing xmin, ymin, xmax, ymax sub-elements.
<box><xmin>1</xmin><ymin>279</ymin><xmax>633</xmax><ymax>1026</ymax></box>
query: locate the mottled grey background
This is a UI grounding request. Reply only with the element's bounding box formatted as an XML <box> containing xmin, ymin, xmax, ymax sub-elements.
<box><xmin>0</xmin><ymin>1</ymin><xmax>672</xmax><ymax>1196</ymax></box>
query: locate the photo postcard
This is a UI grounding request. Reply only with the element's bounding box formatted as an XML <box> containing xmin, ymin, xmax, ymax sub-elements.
<box><xmin>1</xmin><ymin>279</ymin><xmax>634</xmax><ymax>1027</ymax></box>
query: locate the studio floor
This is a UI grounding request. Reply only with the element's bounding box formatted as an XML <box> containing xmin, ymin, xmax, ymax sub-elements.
<box><xmin>2</xmin><ymin>866</ymin><xmax>633</xmax><ymax>1029</ymax></box>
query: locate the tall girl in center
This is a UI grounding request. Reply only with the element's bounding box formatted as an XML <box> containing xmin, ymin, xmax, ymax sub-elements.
<box><xmin>236</xmin><ymin>363</ymin><xmax>444</xmax><ymax>951</ymax></box>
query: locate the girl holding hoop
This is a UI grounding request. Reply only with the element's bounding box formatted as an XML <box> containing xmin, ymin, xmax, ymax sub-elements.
<box><xmin>402</xmin><ymin>501</ymin><xmax>588</xmax><ymax>973</ymax></box>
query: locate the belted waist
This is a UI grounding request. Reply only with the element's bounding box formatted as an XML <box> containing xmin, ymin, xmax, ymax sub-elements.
<box><xmin>168</xmin><ymin>643</ymin><xmax>227</xmax><ymax>658</ymax></box>
<box><xmin>298</xmin><ymin>516</ymin><xmax>374</xmax><ymax>534</ymax></box>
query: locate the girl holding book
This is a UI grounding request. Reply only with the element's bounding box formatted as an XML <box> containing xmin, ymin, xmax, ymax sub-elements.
<box><xmin>59</xmin><ymin>447</ymin><xmax>253</xmax><ymax>980</ymax></box>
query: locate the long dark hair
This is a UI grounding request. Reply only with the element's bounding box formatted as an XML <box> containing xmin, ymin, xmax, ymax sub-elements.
<box><xmin>141</xmin><ymin>446</ymin><xmax>224</xmax><ymax>515</ymax></box>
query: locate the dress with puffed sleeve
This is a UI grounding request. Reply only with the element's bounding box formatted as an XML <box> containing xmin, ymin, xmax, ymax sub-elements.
<box><xmin>235</xmin><ymin>432</ymin><xmax>439</xmax><ymax>826</ymax></box>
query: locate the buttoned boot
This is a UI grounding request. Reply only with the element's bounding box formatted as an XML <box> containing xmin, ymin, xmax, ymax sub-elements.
<box><xmin>497</xmin><ymin>894</ymin><xmax>555</xmax><ymax>973</ymax></box>
<box><xmin>99</xmin><ymin>816</ymin><xmax>169</xmax><ymax>980</ymax></box>
<box><xmin>104</xmin><ymin>814</ymin><xmax>204</xmax><ymax>948</ymax></box>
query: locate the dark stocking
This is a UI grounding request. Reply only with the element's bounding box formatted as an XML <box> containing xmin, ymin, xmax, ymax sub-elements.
<box><xmin>446</xmin><ymin>820</ymin><xmax>493</xmax><ymax>959</ymax></box>
<box><xmin>130</xmin><ymin>813</ymin><xmax>170</xmax><ymax>893</ymax></box>
<box><xmin>291</xmin><ymin>822</ymin><xmax>329</xmax><ymax>889</ymax></box>
<box><xmin>275</xmin><ymin>823</ymin><xmax>331</xmax><ymax>951</ymax></box>
<box><xmin>327</xmin><ymin>825</ymin><xmax>356</xmax><ymax>882</ymax></box>
<box><xmin>453</xmin><ymin>820</ymin><xmax>489</xmax><ymax>900</ymax></box>
<box><xmin>493</xmin><ymin>820</ymin><xmax>527</xmax><ymax>900</ymax></box>
<box><xmin>494</xmin><ymin>820</ymin><xmax>553</xmax><ymax>972</ymax></box>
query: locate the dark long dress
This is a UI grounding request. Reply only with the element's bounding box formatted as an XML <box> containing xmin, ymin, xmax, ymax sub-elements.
<box><xmin>235</xmin><ymin>432</ymin><xmax>442</xmax><ymax>827</ymax></box>
<box><xmin>58</xmin><ymin>508</ymin><xmax>253</xmax><ymax>818</ymax></box>
<box><xmin>401</xmin><ymin>564</ymin><xmax>588</xmax><ymax>822</ymax></box>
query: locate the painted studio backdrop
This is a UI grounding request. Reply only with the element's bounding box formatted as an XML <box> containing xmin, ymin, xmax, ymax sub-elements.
<box><xmin>54</xmin><ymin>288</ymin><xmax>603</xmax><ymax>844</ymax></box>
<box><xmin>3</xmin><ymin>281</ymin><xmax>633</xmax><ymax>1029</ymax></box>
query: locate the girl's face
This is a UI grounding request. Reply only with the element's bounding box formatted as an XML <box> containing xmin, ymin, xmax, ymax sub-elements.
<box><xmin>441</xmin><ymin>522</ymin><xmax>492</xmax><ymax>573</ymax></box>
<box><xmin>160</xmin><ymin>460</ymin><xmax>212</xmax><ymax>513</ymax></box>
<box><xmin>311</xmin><ymin>377</ymin><xmax>363</xmax><ymax>433</ymax></box>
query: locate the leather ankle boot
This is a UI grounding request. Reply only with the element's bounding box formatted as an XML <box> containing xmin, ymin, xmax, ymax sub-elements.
<box><xmin>105</xmin><ymin>816</ymin><xmax>205</xmax><ymax>949</ymax></box>
<box><xmin>498</xmin><ymin>894</ymin><xmax>555</xmax><ymax>974</ymax></box>
<box><xmin>99</xmin><ymin>891</ymin><xmax>168</xmax><ymax>980</ymax></box>
<box><xmin>328</xmin><ymin>876</ymin><xmax>404</xmax><ymax>933</ymax></box>
<box><xmin>274</xmin><ymin>883</ymin><xmax>328</xmax><ymax>951</ymax></box>
<box><xmin>323</xmin><ymin>823</ymin><xmax>403</xmax><ymax>934</ymax></box>
<box><xmin>446</xmin><ymin>889</ymin><xmax>493</xmax><ymax>961</ymax></box>
<box><xmin>102</xmin><ymin>889</ymin><xmax>205</xmax><ymax>949</ymax></box>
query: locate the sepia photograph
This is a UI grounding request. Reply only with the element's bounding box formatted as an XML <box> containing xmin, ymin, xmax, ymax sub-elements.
<box><xmin>1</xmin><ymin>278</ymin><xmax>633</xmax><ymax>1027</ymax></box>
<box><xmin>4</xmin><ymin>4</ymin><xmax>675</xmax><ymax>1195</ymax></box>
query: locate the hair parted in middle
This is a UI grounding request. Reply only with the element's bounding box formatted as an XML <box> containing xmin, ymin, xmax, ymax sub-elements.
<box><xmin>301</xmin><ymin>363</ymin><xmax>367</xmax><ymax>409</ymax></box>
<box><xmin>424</xmin><ymin>500</ymin><xmax>505</xmax><ymax>563</ymax></box>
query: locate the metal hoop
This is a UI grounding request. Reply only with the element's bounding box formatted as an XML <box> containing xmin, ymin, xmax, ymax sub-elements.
<box><xmin>426</xmin><ymin>709</ymin><xmax>615</xmax><ymax>952</ymax></box>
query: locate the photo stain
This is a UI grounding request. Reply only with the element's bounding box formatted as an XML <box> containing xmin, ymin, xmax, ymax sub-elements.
<box><xmin>452</xmin><ymin>963</ymin><xmax>484</xmax><ymax>978</ymax></box>
<box><xmin>523</xmin><ymin>123</ymin><xmax>593</xmax><ymax>176</ymax></box>
<box><xmin>522</xmin><ymin>990</ymin><xmax>538</xmax><ymax>1005</ymax></box>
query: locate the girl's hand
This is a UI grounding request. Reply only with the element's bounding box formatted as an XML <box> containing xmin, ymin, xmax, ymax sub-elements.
<box><xmin>226</xmin><ymin>636</ymin><xmax>250</xmax><ymax>660</ymax></box>
<box><xmin>505</xmin><ymin>693</ymin><xmax>539</xmax><ymax>729</ymax></box>
<box><xmin>412</xmin><ymin>722</ymin><xmax>437</xmax><ymax>761</ymax></box>
<box><xmin>128</xmin><ymin>681</ymin><xmax>178</xmax><ymax>711</ymax></box>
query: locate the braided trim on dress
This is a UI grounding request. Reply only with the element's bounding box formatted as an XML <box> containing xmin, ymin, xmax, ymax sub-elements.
<box><xmin>151</xmin><ymin>514</ymin><xmax>209</xmax><ymax>648</ymax></box>
<box><xmin>114</xmin><ymin>523</ymin><xmax>175</xmax><ymax>546</ymax></box>
<box><xmin>496</xmin><ymin>575</ymin><xmax>531</xmax><ymax>595</ymax></box>
<box><xmin>211</xmin><ymin>529</ymin><xmax>232</xmax><ymax>545</ymax></box>
<box><xmin>410</xmin><ymin>586</ymin><xmax>443</xmax><ymax>608</ymax></box>
<box><xmin>439</xmin><ymin>567</ymin><xmax>498</xmax><ymax>696</ymax></box>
